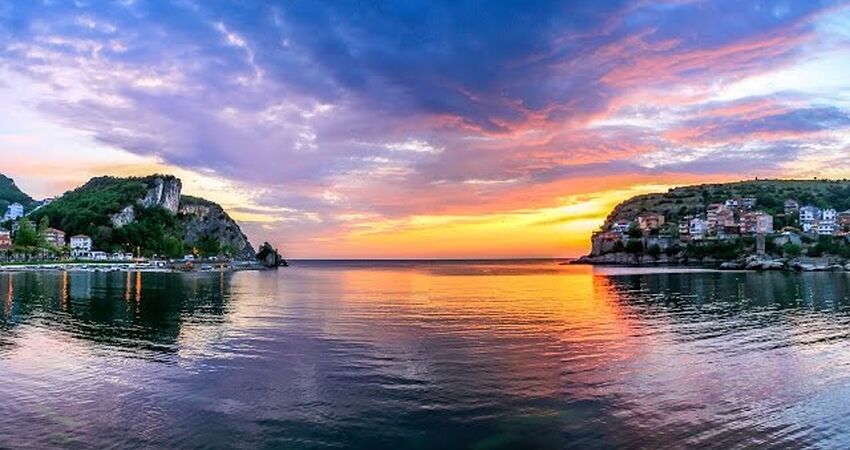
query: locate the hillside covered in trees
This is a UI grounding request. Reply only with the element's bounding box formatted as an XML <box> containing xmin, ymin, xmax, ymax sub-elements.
<box><xmin>601</xmin><ymin>179</ymin><xmax>850</xmax><ymax>230</ymax></box>
<box><xmin>0</xmin><ymin>174</ymin><xmax>36</xmax><ymax>212</ymax></box>
<box><xmin>25</xmin><ymin>174</ymin><xmax>256</xmax><ymax>259</ymax></box>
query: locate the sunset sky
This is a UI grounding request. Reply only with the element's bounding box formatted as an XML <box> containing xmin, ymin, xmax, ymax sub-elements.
<box><xmin>1</xmin><ymin>1</ymin><xmax>850</xmax><ymax>258</ymax></box>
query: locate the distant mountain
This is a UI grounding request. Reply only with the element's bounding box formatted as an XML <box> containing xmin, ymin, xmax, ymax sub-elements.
<box><xmin>29</xmin><ymin>174</ymin><xmax>256</xmax><ymax>259</ymax></box>
<box><xmin>0</xmin><ymin>174</ymin><xmax>35</xmax><ymax>212</ymax></box>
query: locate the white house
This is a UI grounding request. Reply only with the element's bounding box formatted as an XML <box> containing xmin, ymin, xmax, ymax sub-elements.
<box><xmin>800</xmin><ymin>206</ymin><xmax>822</xmax><ymax>232</ymax></box>
<box><xmin>70</xmin><ymin>234</ymin><xmax>93</xmax><ymax>258</ymax></box>
<box><xmin>823</xmin><ymin>208</ymin><xmax>837</xmax><ymax>222</ymax></box>
<box><xmin>90</xmin><ymin>251</ymin><xmax>108</xmax><ymax>261</ymax></box>
<box><xmin>2</xmin><ymin>202</ymin><xmax>23</xmax><ymax>222</ymax></box>
<box><xmin>688</xmin><ymin>217</ymin><xmax>708</xmax><ymax>240</ymax></box>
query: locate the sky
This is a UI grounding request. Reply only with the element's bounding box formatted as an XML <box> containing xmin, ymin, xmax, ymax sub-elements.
<box><xmin>1</xmin><ymin>0</ymin><xmax>849</xmax><ymax>259</ymax></box>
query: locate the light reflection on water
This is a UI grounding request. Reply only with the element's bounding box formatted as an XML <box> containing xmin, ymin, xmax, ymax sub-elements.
<box><xmin>2</xmin><ymin>262</ymin><xmax>850</xmax><ymax>448</ymax></box>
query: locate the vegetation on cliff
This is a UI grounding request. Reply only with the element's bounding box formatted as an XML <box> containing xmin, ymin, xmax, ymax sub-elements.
<box><xmin>603</xmin><ymin>179</ymin><xmax>850</xmax><ymax>230</ymax></box>
<box><xmin>24</xmin><ymin>174</ymin><xmax>254</xmax><ymax>259</ymax></box>
<box><xmin>0</xmin><ymin>174</ymin><xmax>36</xmax><ymax>212</ymax></box>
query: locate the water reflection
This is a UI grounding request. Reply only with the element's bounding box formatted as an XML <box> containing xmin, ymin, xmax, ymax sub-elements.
<box><xmin>0</xmin><ymin>271</ymin><xmax>232</xmax><ymax>358</ymax></box>
<box><xmin>4</xmin><ymin>263</ymin><xmax>850</xmax><ymax>448</ymax></box>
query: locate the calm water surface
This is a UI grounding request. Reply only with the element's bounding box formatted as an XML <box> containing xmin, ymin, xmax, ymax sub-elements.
<box><xmin>4</xmin><ymin>261</ymin><xmax>850</xmax><ymax>449</ymax></box>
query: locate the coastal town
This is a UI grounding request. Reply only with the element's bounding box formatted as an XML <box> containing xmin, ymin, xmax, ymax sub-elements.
<box><xmin>0</xmin><ymin>201</ymin><xmax>266</xmax><ymax>271</ymax></box>
<box><xmin>586</xmin><ymin>190</ymin><xmax>850</xmax><ymax>270</ymax></box>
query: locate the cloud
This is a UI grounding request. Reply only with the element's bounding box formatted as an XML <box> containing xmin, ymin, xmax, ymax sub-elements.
<box><xmin>0</xmin><ymin>0</ymin><xmax>849</xmax><ymax>257</ymax></box>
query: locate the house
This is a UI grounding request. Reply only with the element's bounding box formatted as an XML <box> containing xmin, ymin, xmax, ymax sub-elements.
<box><xmin>591</xmin><ymin>231</ymin><xmax>626</xmax><ymax>255</ymax></box>
<box><xmin>784</xmin><ymin>199</ymin><xmax>800</xmax><ymax>216</ymax></box>
<box><xmin>724</xmin><ymin>198</ymin><xmax>740</xmax><ymax>209</ymax></box>
<box><xmin>41</xmin><ymin>227</ymin><xmax>65</xmax><ymax>248</ymax></box>
<box><xmin>2</xmin><ymin>202</ymin><xmax>24</xmax><ymax>222</ymax></box>
<box><xmin>109</xmin><ymin>252</ymin><xmax>134</xmax><ymax>261</ymax></box>
<box><xmin>741</xmin><ymin>197</ymin><xmax>757</xmax><ymax>209</ymax></box>
<box><xmin>706</xmin><ymin>204</ymin><xmax>725</xmax><ymax>232</ymax></box>
<box><xmin>688</xmin><ymin>217</ymin><xmax>708</xmax><ymax>240</ymax></box>
<box><xmin>799</xmin><ymin>206</ymin><xmax>821</xmax><ymax>233</ymax></box>
<box><xmin>816</xmin><ymin>220</ymin><xmax>836</xmax><ymax>236</ymax></box>
<box><xmin>838</xmin><ymin>210</ymin><xmax>850</xmax><ymax>231</ymax></box>
<box><xmin>741</xmin><ymin>211</ymin><xmax>773</xmax><ymax>234</ymax></box>
<box><xmin>70</xmin><ymin>234</ymin><xmax>92</xmax><ymax>258</ymax></box>
<box><xmin>637</xmin><ymin>212</ymin><xmax>665</xmax><ymax>231</ymax></box>
<box><xmin>0</xmin><ymin>230</ymin><xmax>11</xmax><ymax>250</ymax></box>
<box><xmin>610</xmin><ymin>220</ymin><xmax>632</xmax><ymax>233</ymax></box>
<box><xmin>823</xmin><ymin>208</ymin><xmax>837</xmax><ymax>223</ymax></box>
<box><xmin>90</xmin><ymin>251</ymin><xmax>108</xmax><ymax>261</ymax></box>
<box><xmin>774</xmin><ymin>231</ymin><xmax>802</xmax><ymax>247</ymax></box>
<box><xmin>678</xmin><ymin>215</ymin><xmax>693</xmax><ymax>237</ymax></box>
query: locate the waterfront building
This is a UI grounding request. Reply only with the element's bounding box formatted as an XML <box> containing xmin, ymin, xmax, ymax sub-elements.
<box><xmin>0</xmin><ymin>230</ymin><xmax>11</xmax><ymax>250</ymax></box>
<box><xmin>41</xmin><ymin>227</ymin><xmax>66</xmax><ymax>247</ymax></box>
<box><xmin>70</xmin><ymin>234</ymin><xmax>92</xmax><ymax>258</ymax></box>
<box><xmin>741</xmin><ymin>211</ymin><xmax>773</xmax><ymax>234</ymax></box>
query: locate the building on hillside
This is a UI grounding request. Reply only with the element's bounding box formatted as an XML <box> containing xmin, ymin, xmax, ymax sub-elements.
<box><xmin>90</xmin><ymin>251</ymin><xmax>107</xmax><ymax>261</ymax></box>
<box><xmin>838</xmin><ymin>210</ymin><xmax>850</xmax><ymax>232</ymax></box>
<box><xmin>823</xmin><ymin>208</ymin><xmax>837</xmax><ymax>223</ymax></box>
<box><xmin>816</xmin><ymin>220</ymin><xmax>836</xmax><ymax>236</ymax></box>
<box><xmin>70</xmin><ymin>234</ymin><xmax>92</xmax><ymax>259</ymax></box>
<box><xmin>741</xmin><ymin>197</ymin><xmax>757</xmax><ymax>209</ymax></box>
<box><xmin>724</xmin><ymin>198</ymin><xmax>740</xmax><ymax>209</ymax></box>
<box><xmin>688</xmin><ymin>217</ymin><xmax>708</xmax><ymax>241</ymax></box>
<box><xmin>610</xmin><ymin>220</ymin><xmax>632</xmax><ymax>234</ymax></box>
<box><xmin>784</xmin><ymin>199</ymin><xmax>800</xmax><ymax>216</ymax></box>
<box><xmin>706</xmin><ymin>204</ymin><xmax>724</xmax><ymax>232</ymax></box>
<box><xmin>741</xmin><ymin>211</ymin><xmax>774</xmax><ymax>234</ymax></box>
<box><xmin>636</xmin><ymin>212</ymin><xmax>665</xmax><ymax>231</ymax></box>
<box><xmin>720</xmin><ymin>224</ymin><xmax>741</xmax><ymax>240</ymax></box>
<box><xmin>41</xmin><ymin>227</ymin><xmax>65</xmax><ymax>248</ymax></box>
<box><xmin>0</xmin><ymin>230</ymin><xmax>11</xmax><ymax>250</ymax></box>
<box><xmin>678</xmin><ymin>216</ymin><xmax>693</xmax><ymax>237</ymax></box>
<box><xmin>800</xmin><ymin>206</ymin><xmax>821</xmax><ymax>233</ymax></box>
<box><xmin>591</xmin><ymin>231</ymin><xmax>626</xmax><ymax>255</ymax></box>
<box><xmin>2</xmin><ymin>202</ymin><xmax>24</xmax><ymax>222</ymax></box>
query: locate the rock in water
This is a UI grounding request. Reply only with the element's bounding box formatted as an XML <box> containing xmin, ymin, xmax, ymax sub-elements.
<box><xmin>257</xmin><ymin>242</ymin><xmax>288</xmax><ymax>268</ymax></box>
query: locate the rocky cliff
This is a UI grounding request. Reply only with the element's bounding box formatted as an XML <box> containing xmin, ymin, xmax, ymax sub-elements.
<box><xmin>110</xmin><ymin>176</ymin><xmax>182</xmax><ymax>227</ymax></box>
<box><xmin>30</xmin><ymin>174</ymin><xmax>257</xmax><ymax>259</ymax></box>
<box><xmin>179</xmin><ymin>196</ymin><xmax>256</xmax><ymax>259</ymax></box>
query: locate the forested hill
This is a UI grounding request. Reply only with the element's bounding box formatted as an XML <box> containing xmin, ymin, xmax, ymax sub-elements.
<box><xmin>601</xmin><ymin>179</ymin><xmax>850</xmax><ymax>230</ymax></box>
<box><xmin>26</xmin><ymin>174</ymin><xmax>256</xmax><ymax>259</ymax></box>
<box><xmin>0</xmin><ymin>174</ymin><xmax>35</xmax><ymax>211</ymax></box>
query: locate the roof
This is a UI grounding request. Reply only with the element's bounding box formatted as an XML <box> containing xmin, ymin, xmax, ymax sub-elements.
<box><xmin>45</xmin><ymin>227</ymin><xmax>64</xmax><ymax>233</ymax></box>
<box><xmin>70</xmin><ymin>234</ymin><xmax>91</xmax><ymax>239</ymax></box>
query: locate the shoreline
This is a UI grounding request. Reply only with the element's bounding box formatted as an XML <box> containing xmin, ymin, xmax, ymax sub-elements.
<box><xmin>0</xmin><ymin>260</ymin><xmax>273</xmax><ymax>273</ymax></box>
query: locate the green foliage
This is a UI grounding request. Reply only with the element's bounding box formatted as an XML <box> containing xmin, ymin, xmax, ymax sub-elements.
<box><xmin>112</xmin><ymin>207</ymin><xmax>186</xmax><ymax>258</ymax></box>
<box><xmin>13</xmin><ymin>218</ymin><xmax>39</xmax><ymax>248</ymax></box>
<box><xmin>625</xmin><ymin>239</ymin><xmax>644</xmax><ymax>254</ymax></box>
<box><xmin>782</xmin><ymin>242</ymin><xmax>802</xmax><ymax>257</ymax></box>
<box><xmin>685</xmin><ymin>241</ymin><xmax>743</xmax><ymax>261</ymax></box>
<box><xmin>647</xmin><ymin>244</ymin><xmax>661</xmax><ymax>259</ymax></box>
<box><xmin>195</xmin><ymin>234</ymin><xmax>222</xmax><ymax>257</ymax></box>
<box><xmin>31</xmin><ymin>176</ymin><xmax>149</xmax><ymax>240</ymax></box>
<box><xmin>627</xmin><ymin>224</ymin><xmax>643</xmax><ymax>238</ymax></box>
<box><xmin>0</xmin><ymin>174</ymin><xmax>35</xmax><ymax>211</ymax></box>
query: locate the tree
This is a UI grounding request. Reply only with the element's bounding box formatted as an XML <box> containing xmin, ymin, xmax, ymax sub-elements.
<box><xmin>13</xmin><ymin>218</ymin><xmax>39</xmax><ymax>247</ymax></box>
<box><xmin>625</xmin><ymin>239</ymin><xmax>644</xmax><ymax>255</ymax></box>
<box><xmin>647</xmin><ymin>244</ymin><xmax>661</xmax><ymax>259</ymax></box>
<box><xmin>782</xmin><ymin>242</ymin><xmax>802</xmax><ymax>257</ymax></box>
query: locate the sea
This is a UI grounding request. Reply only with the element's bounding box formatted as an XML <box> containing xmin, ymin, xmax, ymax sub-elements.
<box><xmin>3</xmin><ymin>260</ymin><xmax>850</xmax><ymax>449</ymax></box>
